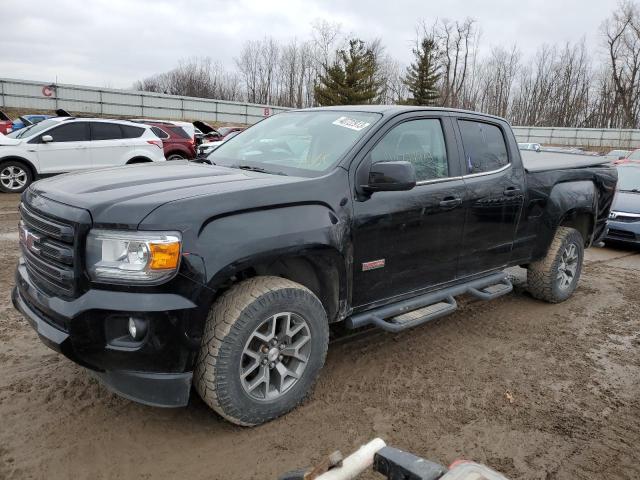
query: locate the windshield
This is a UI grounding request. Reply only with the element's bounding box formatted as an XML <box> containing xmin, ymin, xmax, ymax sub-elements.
<box><xmin>627</xmin><ymin>150</ymin><xmax>640</xmax><ymax>160</ymax></box>
<box><xmin>8</xmin><ymin>118</ymin><xmax>58</xmax><ymax>139</ymax></box>
<box><xmin>617</xmin><ymin>166</ymin><xmax>640</xmax><ymax>191</ymax></box>
<box><xmin>210</xmin><ymin>111</ymin><xmax>380</xmax><ymax>176</ymax></box>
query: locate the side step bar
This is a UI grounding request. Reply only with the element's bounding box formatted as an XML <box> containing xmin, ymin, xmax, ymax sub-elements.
<box><xmin>345</xmin><ymin>272</ymin><xmax>513</xmax><ymax>333</ymax></box>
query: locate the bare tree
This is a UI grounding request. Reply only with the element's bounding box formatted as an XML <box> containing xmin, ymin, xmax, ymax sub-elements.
<box><xmin>134</xmin><ymin>57</ymin><xmax>244</xmax><ymax>101</ymax></box>
<box><xmin>603</xmin><ymin>0</ymin><xmax>640</xmax><ymax>128</ymax></box>
<box><xmin>435</xmin><ymin>18</ymin><xmax>478</xmax><ymax>108</ymax></box>
<box><xmin>472</xmin><ymin>46</ymin><xmax>520</xmax><ymax>117</ymax></box>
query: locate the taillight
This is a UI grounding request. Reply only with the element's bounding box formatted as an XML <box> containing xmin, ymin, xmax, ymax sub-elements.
<box><xmin>147</xmin><ymin>139</ymin><xmax>163</xmax><ymax>149</ymax></box>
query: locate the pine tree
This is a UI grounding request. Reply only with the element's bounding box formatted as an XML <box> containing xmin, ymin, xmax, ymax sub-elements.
<box><xmin>315</xmin><ymin>39</ymin><xmax>381</xmax><ymax>106</ymax></box>
<box><xmin>403</xmin><ymin>37</ymin><xmax>441</xmax><ymax>106</ymax></box>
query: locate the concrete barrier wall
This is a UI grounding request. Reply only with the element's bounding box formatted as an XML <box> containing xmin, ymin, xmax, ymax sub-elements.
<box><xmin>512</xmin><ymin>126</ymin><xmax>640</xmax><ymax>150</ymax></box>
<box><xmin>0</xmin><ymin>77</ymin><xmax>289</xmax><ymax>124</ymax></box>
<box><xmin>1</xmin><ymin>77</ymin><xmax>639</xmax><ymax>148</ymax></box>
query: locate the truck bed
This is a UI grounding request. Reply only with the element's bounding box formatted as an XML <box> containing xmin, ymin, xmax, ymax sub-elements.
<box><xmin>521</xmin><ymin>151</ymin><xmax>610</xmax><ymax>172</ymax></box>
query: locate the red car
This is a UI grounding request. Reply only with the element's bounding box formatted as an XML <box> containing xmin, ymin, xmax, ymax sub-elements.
<box><xmin>217</xmin><ymin>126</ymin><xmax>246</xmax><ymax>137</ymax></box>
<box><xmin>138</xmin><ymin>120</ymin><xmax>196</xmax><ymax>160</ymax></box>
<box><xmin>0</xmin><ymin>110</ymin><xmax>12</xmax><ymax>135</ymax></box>
<box><xmin>615</xmin><ymin>149</ymin><xmax>640</xmax><ymax>165</ymax></box>
<box><xmin>193</xmin><ymin>121</ymin><xmax>247</xmax><ymax>144</ymax></box>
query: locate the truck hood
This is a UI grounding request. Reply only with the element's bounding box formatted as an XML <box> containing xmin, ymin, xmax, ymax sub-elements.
<box><xmin>612</xmin><ymin>191</ymin><xmax>640</xmax><ymax>213</ymax></box>
<box><xmin>31</xmin><ymin>161</ymin><xmax>298</xmax><ymax>226</ymax></box>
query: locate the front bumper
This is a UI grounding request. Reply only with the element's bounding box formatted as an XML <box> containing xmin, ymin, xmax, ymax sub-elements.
<box><xmin>12</xmin><ymin>261</ymin><xmax>199</xmax><ymax>407</ymax></box>
<box><xmin>605</xmin><ymin>220</ymin><xmax>640</xmax><ymax>244</ymax></box>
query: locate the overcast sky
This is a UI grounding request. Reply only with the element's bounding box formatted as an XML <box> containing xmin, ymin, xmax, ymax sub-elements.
<box><xmin>0</xmin><ymin>0</ymin><xmax>620</xmax><ymax>89</ymax></box>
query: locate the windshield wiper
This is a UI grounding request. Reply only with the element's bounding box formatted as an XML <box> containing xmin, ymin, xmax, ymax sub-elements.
<box><xmin>236</xmin><ymin>165</ymin><xmax>287</xmax><ymax>176</ymax></box>
<box><xmin>619</xmin><ymin>188</ymin><xmax>640</xmax><ymax>193</ymax></box>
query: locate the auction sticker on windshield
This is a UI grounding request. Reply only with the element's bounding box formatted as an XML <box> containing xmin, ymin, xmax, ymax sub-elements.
<box><xmin>332</xmin><ymin>116</ymin><xmax>371</xmax><ymax>131</ymax></box>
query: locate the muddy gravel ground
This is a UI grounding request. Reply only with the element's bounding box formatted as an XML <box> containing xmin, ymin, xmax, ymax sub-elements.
<box><xmin>1</xmin><ymin>192</ymin><xmax>639</xmax><ymax>480</ymax></box>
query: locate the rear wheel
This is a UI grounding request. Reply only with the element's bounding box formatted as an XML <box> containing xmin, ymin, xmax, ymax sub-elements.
<box><xmin>527</xmin><ymin>226</ymin><xmax>584</xmax><ymax>303</ymax></box>
<box><xmin>0</xmin><ymin>160</ymin><xmax>32</xmax><ymax>193</ymax></box>
<box><xmin>195</xmin><ymin>276</ymin><xmax>329</xmax><ymax>426</ymax></box>
<box><xmin>166</xmin><ymin>152</ymin><xmax>186</xmax><ymax>161</ymax></box>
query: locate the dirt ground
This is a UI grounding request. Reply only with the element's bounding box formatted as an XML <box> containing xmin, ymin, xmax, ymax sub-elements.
<box><xmin>1</xmin><ymin>192</ymin><xmax>639</xmax><ymax>480</ymax></box>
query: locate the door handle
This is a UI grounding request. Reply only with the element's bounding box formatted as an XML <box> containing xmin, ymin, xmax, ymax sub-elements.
<box><xmin>439</xmin><ymin>197</ymin><xmax>462</xmax><ymax>208</ymax></box>
<box><xmin>503</xmin><ymin>187</ymin><xmax>522</xmax><ymax>197</ymax></box>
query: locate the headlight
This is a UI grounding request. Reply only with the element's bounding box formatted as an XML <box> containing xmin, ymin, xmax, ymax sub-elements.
<box><xmin>86</xmin><ymin>230</ymin><xmax>181</xmax><ymax>284</ymax></box>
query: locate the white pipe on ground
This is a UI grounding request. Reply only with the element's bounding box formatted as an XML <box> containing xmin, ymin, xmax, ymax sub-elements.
<box><xmin>315</xmin><ymin>438</ymin><xmax>387</xmax><ymax>480</ymax></box>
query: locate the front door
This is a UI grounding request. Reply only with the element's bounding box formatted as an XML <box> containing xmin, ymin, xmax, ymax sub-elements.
<box><xmin>351</xmin><ymin>116</ymin><xmax>467</xmax><ymax>307</ymax></box>
<box><xmin>30</xmin><ymin>121</ymin><xmax>91</xmax><ymax>174</ymax></box>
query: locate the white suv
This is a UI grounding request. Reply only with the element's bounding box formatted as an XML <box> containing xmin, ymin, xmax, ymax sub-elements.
<box><xmin>0</xmin><ymin>117</ymin><xmax>166</xmax><ymax>193</ymax></box>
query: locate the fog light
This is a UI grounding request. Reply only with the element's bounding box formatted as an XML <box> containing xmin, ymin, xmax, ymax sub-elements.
<box><xmin>128</xmin><ymin>316</ymin><xmax>147</xmax><ymax>341</ymax></box>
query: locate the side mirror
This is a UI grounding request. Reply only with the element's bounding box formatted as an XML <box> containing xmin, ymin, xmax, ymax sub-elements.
<box><xmin>364</xmin><ymin>161</ymin><xmax>416</xmax><ymax>193</ymax></box>
<box><xmin>41</xmin><ymin>135</ymin><xmax>53</xmax><ymax>143</ymax></box>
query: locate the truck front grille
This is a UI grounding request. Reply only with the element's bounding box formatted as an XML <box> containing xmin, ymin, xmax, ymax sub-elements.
<box><xmin>19</xmin><ymin>203</ymin><xmax>78</xmax><ymax>297</ymax></box>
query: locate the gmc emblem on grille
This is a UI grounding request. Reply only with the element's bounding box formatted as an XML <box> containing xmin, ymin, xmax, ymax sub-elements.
<box><xmin>19</xmin><ymin>223</ymin><xmax>42</xmax><ymax>255</ymax></box>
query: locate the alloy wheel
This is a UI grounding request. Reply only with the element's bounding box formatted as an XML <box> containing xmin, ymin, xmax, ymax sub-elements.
<box><xmin>240</xmin><ymin>312</ymin><xmax>312</xmax><ymax>401</ymax></box>
<box><xmin>557</xmin><ymin>243</ymin><xmax>579</xmax><ymax>290</ymax></box>
<box><xmin>0</xmin><ymin>166</ymin><xmax>27</xmax><ymax>191</ymax></box>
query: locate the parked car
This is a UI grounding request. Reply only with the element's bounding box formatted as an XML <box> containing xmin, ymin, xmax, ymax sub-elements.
<box><xmin>615</xmin><ymin>148</ymin><xmax>640</xmax><ymax>165</ymax></box>
<box><xmin>0</xmin><ymin>110</ymin><xmax>13</xmax><ymax>134</ymax></box>
<box><xmin>11</xmin><ymin>114</ymin><xmax>54</xmax><ymax>132</ymax></box>
<box><xmin>135</xmin><ymin>120</ymin><xmax>196</xmax><ymax>160</ymax></box>
<box><xmin>518</xmin><ymin>142</ymin><xmax>541</xmax><ymax>152</ymax></box>
<box><xmin>130</xmin><ymin>119</ymin><xmax>196</xmax><ymax>141</ymax></box>
<box><xmin>605</xmin><ymin>149</ymin><xmax>631</xmax><ymax>161</ymax></box>
<box><xmin>11</xmin><ymin>106</ymin><xmax>616</xmax><ymax>426</ymax></box>
<box><xmin>0</xmin><ymin>117</ymin><xmax>165</xmax><ymax>192</ymax></box>
<box><xmin>196</xmin><ymin>130</ymin><xmax>241</xmax><ymax>156</ymax></box>
<box><xmin>193</xmin><ymin>121</ymin><xmax>223</xmax><ymax>144</ymax></box>
<box><xmin>217</xmin><ymin>125</ymin><xmax>246</xmax><ymax>137</ymax></box>
<box><xmin>605</xmin><ymin>164</ymin><xmax>640</xmax><ymax>245</ymax></box>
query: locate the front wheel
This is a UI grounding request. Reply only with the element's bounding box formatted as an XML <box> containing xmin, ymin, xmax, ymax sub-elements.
<box><xmin>527</xmin><ymin>226</ymin><xmax>584</xmax><ymax>303</ymax></box>
<box><xmin>195</xmin><ymin>276</ymin><xmax>329</xmax><ymax>426</ymax></box>
<box><xmin>0</xmin><ymin>160</ymin><xmax>32</xmax><ymax>193</ymax></box>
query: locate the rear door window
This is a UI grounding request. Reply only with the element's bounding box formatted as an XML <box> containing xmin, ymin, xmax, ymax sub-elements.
<box><xmin>47</xmin><ymin>122</ymin><xmax>90</xmax><ymax>142</ymax></box>
<box><xmin>151</xmin><ymin>126</ymin><xmax>169</xmax><ymax>139</ymax></box>
<box><xmin>121</xmin><ymin>125</ymin><xmax>145</xmax><ymax>138</ymax></box>
<box><xmin>91</xmin><ymin>122</ymin><xmax>123</xmax><ymax>140</ymax></box>
<box><xmin>168</xmin><ymin>126</ymin><xmax>190</xmax><ymax>139</ymax></box>
<box><xmin>458</xmin><ymin>120</ymin><xmax>509</xmax><ymax>174</ymax></box>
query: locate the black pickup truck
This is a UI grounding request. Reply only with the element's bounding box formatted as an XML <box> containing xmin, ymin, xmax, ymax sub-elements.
<box><xmin>12</xmin><ymin>106</ymin><xmax>617</xmax><ymax>426</ymax></box>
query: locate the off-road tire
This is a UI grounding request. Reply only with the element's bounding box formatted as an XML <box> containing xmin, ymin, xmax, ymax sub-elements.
<box><xmin>194</xmin><ymin>276</ymin><xmax>329</xmax><ymax>426</ymax></box>
<box><xmin>527</xmin><ymin>226</ymin><xmax>584</xmax><ymax>303</ymax></box>
<box><xmin>0</xmin><ymin>160</ymin><xmax>32</xmax><ymax>193</ymax></box>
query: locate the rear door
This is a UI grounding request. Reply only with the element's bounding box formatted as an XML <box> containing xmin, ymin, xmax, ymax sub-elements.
<box><xmin>29</xmin><ymin>121</ymin><xmax>91</xmax><ymax>174</ymax></box>
<box><xmin>90</xmin><ymin>122</ymin><xmax>129</xmax><ymax>168</ymax></box>
<box><xmin>455</xmin><ymin>117</ymin><xmax>525</xmax><ymax>276</ymax></box>
<box><xmin>351</xmin><ymin>114</ymin><xmax>467</xmax><ymax>307</ymax></box>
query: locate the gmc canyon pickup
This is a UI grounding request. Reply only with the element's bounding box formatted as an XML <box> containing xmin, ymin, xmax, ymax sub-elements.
<box><xmin>12</xmin><ymin>106</ymin><xmax>617</xmax><ymax>426</ymax></box>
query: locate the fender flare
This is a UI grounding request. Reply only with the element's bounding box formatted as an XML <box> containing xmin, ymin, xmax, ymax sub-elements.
<box><xmin>188</xmin><ymin>203</ymin><xmax>351</xmax><ymax>319</ymax></box>
<box><xmin>533</xmin><ymin>180</ymin><xmax>597</xmax><ymax>258</ymax></box>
